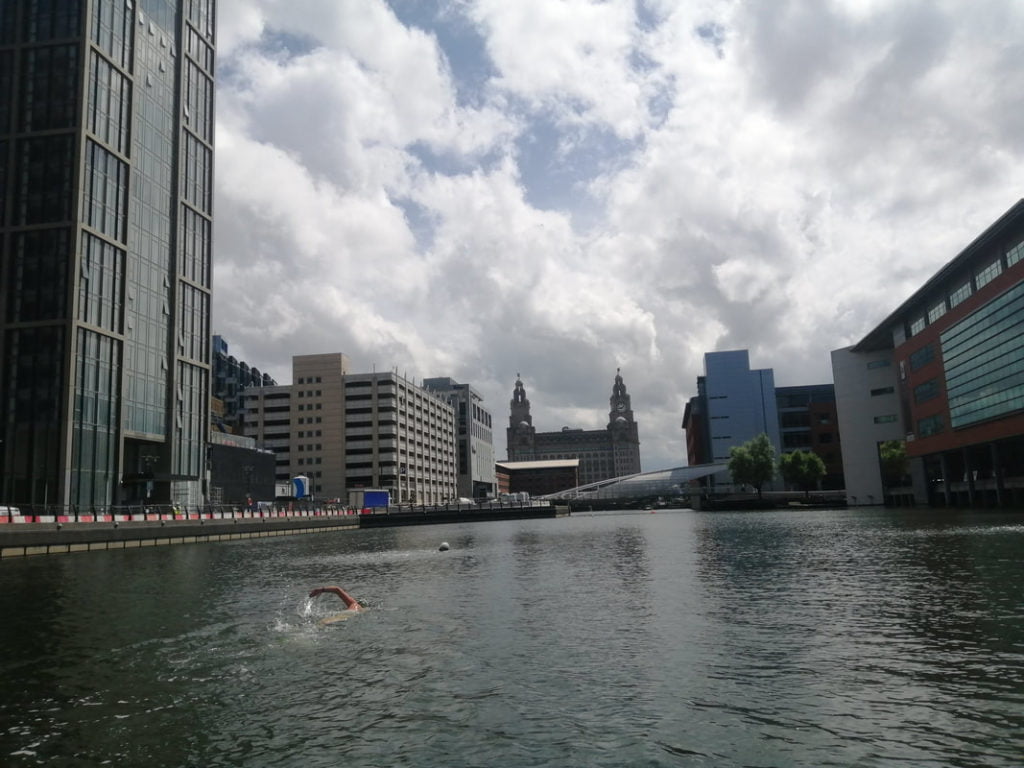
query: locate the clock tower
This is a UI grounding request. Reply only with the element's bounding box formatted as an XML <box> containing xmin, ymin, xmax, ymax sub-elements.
<box><xmin>607</xmin><ymin>369</ymin><xmax>641</xmax><ymax>476</ymax></box>
<box><xmin>608</xmin><ymin>368</ymin><xmax>635</xmax><ymax>426</ymax></box>
<box><xmin>507</xmin><ymin>374</ymin><xmax>536</xmax><ymax>460</ymax></box>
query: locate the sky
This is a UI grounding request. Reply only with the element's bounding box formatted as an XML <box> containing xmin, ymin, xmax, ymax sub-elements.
<box><xmin>212</xmin><ymin>0</ymin><xmax>1024</xmax><ymax>472</ymax></box>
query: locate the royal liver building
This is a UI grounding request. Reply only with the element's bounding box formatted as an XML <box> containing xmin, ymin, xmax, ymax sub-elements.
<box><xmin>507</xmin><ymin>371</ymin><xmax>641</xmax><ymax>486</ymax></box>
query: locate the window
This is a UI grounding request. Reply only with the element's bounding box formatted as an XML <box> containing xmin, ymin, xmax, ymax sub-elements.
<box><xmin>873</xmin><ymin>415</ymin><xmax>898</xmax><ymax>424</ymax></box>
<box><xmin>781</xmin><ymin>412</ymin><xmax>809</xmax><ymax>428</ymax></box>
<box><xmin>917</xmin><ymin>414</ymin><xmax>945</xmax><ymax>437</ymax></box>
<box><xmin>949</xmin><ymin>281</ymin><xmax>972</xmax><ymax>308</ymax></box>
<box><xmin>914</xmin><ymin>379</ymin><xmax>939</xmax><ymax>404</ymax></box>
<box><xmin>927</xmin><ymin>300</ymin><xmax>947</xmax><ymax>324</ymax></box>
<box><xmin>1008</xmin><ymin>241</ymin><xmax>1024</xmax><ymax>268</ymax></box>
<box><xmin>870</xmin><ymin>386</ymin><xmax>894</xmax><ymax>396</ymax></box>
<box><xmin>908</xmin><ymin>344</ymin><xmax>935</xmax><ymax>371</ymax></box>
<box><xmin>975</xmin><ymin>259</ymin><xmax>1003</xmax><ymax>289</ymax></box>
<box><xmin>783</xmin><ymin>433</ymin><xmax>811</xmax><ymax>448</ymax></box>
<box><xmin>867</xmin><ymin>359</ymin><xmax>891</xmax><ymax>369</ymax></box>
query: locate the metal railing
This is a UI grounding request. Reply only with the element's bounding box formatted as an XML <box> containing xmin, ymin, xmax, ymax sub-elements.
<box><xmin>0</xmin><ymin>498</ymin><xmax>554</xmax><ymax>524</ymax></box>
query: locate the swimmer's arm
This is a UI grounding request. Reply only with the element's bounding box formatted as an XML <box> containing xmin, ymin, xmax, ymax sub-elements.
<box><xmin>309</xmin><ymin>586</ymin><xmax>362</xmax><ymax>610</ymax></box>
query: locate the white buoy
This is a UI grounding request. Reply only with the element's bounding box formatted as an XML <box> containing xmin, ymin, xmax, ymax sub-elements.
<box><xmin>439</xmin><ymin>541</ymin><xmax>450</xmax><ymax>551</ymax></box>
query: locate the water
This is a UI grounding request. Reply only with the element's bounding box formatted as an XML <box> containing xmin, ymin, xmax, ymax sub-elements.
<box><xmin>1</xmin><ymin>508</ymin><xmax>1022</xmax><ymax>767</ymax></box>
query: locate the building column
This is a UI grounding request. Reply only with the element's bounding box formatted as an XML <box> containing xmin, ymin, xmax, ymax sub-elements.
<box><xmin>939</xmin><ymin>453</ymin><xmax>952</xmax><ymax>506</ymax></box>
<box><xmin>963</xmin><ymin>447</ymin><xmax>975</xmax><ymax>507</ymax></box>
<box><xmin>991</xmin><ymin>442</ymin><xmax>1005</xmax><ymax>507</ymax></box>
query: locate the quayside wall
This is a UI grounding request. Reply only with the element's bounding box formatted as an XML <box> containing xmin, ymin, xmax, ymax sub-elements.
<box><xmin>0</xmin><ymin>502</ymin><xmax>567</xmax><ymax>559</ymax></box>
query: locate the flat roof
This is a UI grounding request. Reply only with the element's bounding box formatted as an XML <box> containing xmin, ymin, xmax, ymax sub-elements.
<box><xmin>496</xmin><ymin>459</ymin><xmax>580</xmax><ymax>470</ymax></box>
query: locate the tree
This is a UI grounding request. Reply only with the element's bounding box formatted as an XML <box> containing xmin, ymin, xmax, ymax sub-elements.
<box><xmin>878</xmin><ymin>440</ymin><xmax>908</xmax><ymax>487</ymax></box>
<box><xmin>779</xmin><ymin>450</ymin><xmax>827</xmax><ymax>499</ymax></box>
<box><xmin>728</xmin><ymin>433</ymin><xmax>776</xmax><ymax>499</ymax></box>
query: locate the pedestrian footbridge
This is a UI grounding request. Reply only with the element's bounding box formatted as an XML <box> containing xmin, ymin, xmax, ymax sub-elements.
<box><xmin>537</xmin><ymin>464</ymin><xmax>727</xmax><ymax>501</ymax></box>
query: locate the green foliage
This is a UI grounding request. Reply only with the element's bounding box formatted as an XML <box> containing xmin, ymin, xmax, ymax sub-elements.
<box><xmin>779</xmin><ymin>450</ymin><xmax>827</xmax><ymax>498</ymax></box>
<box><xmin>878</xmin><ymin>440</ymin><xmax>908</xmax><ymax>486</ymax></box>
<box><xmin>728</xmin><ymin>433</ymin><xmax>776</xmax><ymax>498</ymax></box>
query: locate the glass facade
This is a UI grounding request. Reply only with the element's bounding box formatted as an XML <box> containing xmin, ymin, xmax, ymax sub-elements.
<box><xmin>71</xmin><ymin>328</ymin><xmax>121</xmax><ymax>505</ymax></box>
<box><xmin>1</xmin><ymin>0</ymin><xmax>215</xmax><ymax>508</ymax></box>
<box><xmin>942</xmin><ymin>280</ymin><xmax>1024</xmax><ymax>429</ymax></box>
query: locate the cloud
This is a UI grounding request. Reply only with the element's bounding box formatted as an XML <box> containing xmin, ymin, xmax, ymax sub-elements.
<box><xmin>469</xmin><ymin>0</ymin><xmax>651</xmax><ymax>137</ymax></box>
<box><xmin>213</xmin><ymin>0</ymin><xmax>1024</xmax><ymax>472</ymax></box>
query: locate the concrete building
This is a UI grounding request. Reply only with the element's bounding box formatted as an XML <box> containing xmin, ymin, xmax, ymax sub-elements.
<box><xmin>830</xmin><ymin>348</ymin><xmax>905</xmax><ymax>505</ymax></box>
<box><xmin>241</xmin><ymin>383</ymin><xmax>294</xmax><ymax>488</ymax></box>
<box><xmin>342</xmin><ymin>371</ymin><xmax>457</xmax><ymax>505</ymax></box>
<box><xmin>506</xmin><ymin>371</ymin><xmax>641</xmax><ymax>485</ymax></box>
<box><xmin>242</xmin><ymin>354</ymin><xmax>348</xmax><ymax>500</ymax></box>
<box><xmin>423</xmin><ymin>378</ymin><xmax>496</xmax><ymax>499</ymax></box>
<box><xmin>682</xmin><ymin>350</ymin><xmax>782</xmax><ymax>489</ymax></box>
<box><xmin>243</xmin><ymin>355</ymin><xmax>457</xmax><ymax>505</ymax></box>
<box><xmin>775</xmin><ymin>384</ymin><xmax>844</xmax><ymax>490</ymax></box>
<box><xmin>0</xmin><ymin>0</ymin><xmax>216</xmax><ymax>508</ymax></box>
<box><xmin>832</xmin><ymin>199</ymin><xmax>1024</xmax><ymax>507</ymax></box>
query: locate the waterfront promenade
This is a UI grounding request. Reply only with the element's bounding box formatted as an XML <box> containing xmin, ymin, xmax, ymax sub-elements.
<box><xmin>0</xmin><ymin>500</ymin><xmax>565</xmax><ymax>558</ymax></box>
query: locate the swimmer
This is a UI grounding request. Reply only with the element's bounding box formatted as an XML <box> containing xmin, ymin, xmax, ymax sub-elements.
<box><xmin>309</xmin><ymin>586</ymin><xmax>363</xmax><ymax>612</ymax></box>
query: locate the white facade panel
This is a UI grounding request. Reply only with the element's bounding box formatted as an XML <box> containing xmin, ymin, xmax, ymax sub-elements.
<box><xmin>831</xmin><ymin>346</ymin><xmax>905</xmax><ymax>505</ymax></box>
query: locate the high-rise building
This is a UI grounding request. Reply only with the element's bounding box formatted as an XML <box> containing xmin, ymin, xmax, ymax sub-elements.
<box><xmin>0</xmin><ymin>1</ymin><xmax>217</xmax><ymax>507</ymax></box>
<box><xmin>682</xmin><ymin>350</ymin><xmax>782</xmax><ymax>488</ymax></box>
<box><xmin>506</xmin><ymin>371</ymin><xmax>641</xmax><ymax>486</ymax></box>
<box><xmin>423</xmin><ymin>377</ymin><xmax>496</xmax><ymax>499</ymax></box>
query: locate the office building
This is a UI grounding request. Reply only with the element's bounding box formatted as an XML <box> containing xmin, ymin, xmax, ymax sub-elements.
<box><xmin>832</xmin><ymin>199</ymin><xmax>1024</xmax><ymax>507</ymax></box>
<box><xmin>423</xmin><ymin>377</ymin><xmax>496</xmax><ymax>499</ymax></box>
<box><xmin>506</xmin><ymin>371</ymin><xmax>641</xmax><ymax>486</ymax></box>
<box><xmin>242</xmin><ymin>353</ymin><xmax>349</xmax><ymax>499</ymax></box>
<box><xmin>341</xmin><ymin>371</ymin><xmax>457</xmax><ymax>505</ymax></box>
<box><xmin>243</xmin><ymin>355</ymin><xmax>458</xmax><ymax>504</ymax></box>
<box><xmin>682</xmin><ymin>350</ymin><xmax>782</xmax><ymax>488</ymax></box>
<box><xmin>775</xmin><ymin>384</ymin><xmax>844</xmax><ymax>490</ymax></box>
<box><xmin>212</xmin><ymin>335</ymin><xmax>276</xmax><ymax>431</ymax></box>
<box><xmin>830</xmin><ymin>347</ymin><xmax>904</xmax><ymax>504</ymax></box>
<box><xmin>0</xmin><ymin>1</ymin><xmax>216</xmax><ymax>507</ymax></box>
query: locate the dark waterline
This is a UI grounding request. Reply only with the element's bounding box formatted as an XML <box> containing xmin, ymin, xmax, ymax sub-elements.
<box><xmin>1</xmin><ymin>507</ymin><xmax>1022</xmax><ymax>767</ymax></box>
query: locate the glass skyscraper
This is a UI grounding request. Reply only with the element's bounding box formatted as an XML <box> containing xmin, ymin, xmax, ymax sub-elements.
<box><xmin>0</xmin><ymin>0</ymin><xmax>215</xmax><ymax>508</ymax></box>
